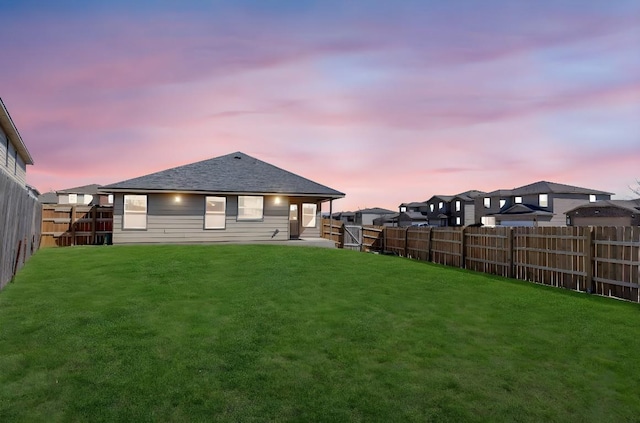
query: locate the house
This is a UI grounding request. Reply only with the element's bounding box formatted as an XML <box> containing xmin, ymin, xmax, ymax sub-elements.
<box><xmin>400</xmin><ymin>190</ymin><xmax>484</xmax><ymax>227</ymax></box>
<box><xmin>331</xmin><ymin>211</ymin><xmax>356</xmax><ymax>224</ymax></box>
<box><xmin>38</xmin><ymin>191</ymin><xmax>58</xmax><ymax>204</ymax></box>
<box><xmin>478</xmin><ymin>181</ymin><xmax>613</xmax><ymax>227</ymax></box>
<box><xmin>423</xmin><ymin>195</ymin><xmax>454</xmax><ymax>227</ymax></box>
<box><xmin>100</xmin><ymin>152</ymin><xmax>345</xmax><ymax>244</ymax></box>
<box><xmin>450</xmin><ymin>190</ymin><xmax>485</xmax><ymax>226</ymax></box>
<box><xmin>0</xmin><ymin>98</ymin><xmax>33</xmax><ymax>186</ymax></box>
<box><xmin>566</xmin><ymin>199</ymin><xmax>640</xmax><ymax>226</ymax></box>
<box><xmin>56</xmin><ymin>184</ymin><xmax>113</xmax><ymax>206</ymax></box>
<box><xmin>355</xmin><ymin>207</ymin><xmax>396</xmax><ymax>225</ymax></box>
<box><xmin>372</xmin><ymin>213</ymin><xmax>398</xmax><ymax>227</ymax></box>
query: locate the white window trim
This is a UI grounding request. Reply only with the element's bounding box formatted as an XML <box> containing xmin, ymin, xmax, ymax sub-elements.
<box><xmin>205</xmin><ymin>196</ymin><xmax>226</xmax><ymax>229</ymax></box>
<box><xmin>123</xmin><ymin>194</ymin><xmax>147</xmax><ymax>230</ymax></box>
<box><xmin>237</xmin><ymin>195</ymin><xmax>264</xmax><ymax>221</ymax></box>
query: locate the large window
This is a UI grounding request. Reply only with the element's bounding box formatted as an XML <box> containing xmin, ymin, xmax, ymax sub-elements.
<box><xmin>539</xmin><ymin>194</ymin><xmax>548</xmax><ymax>207</ymax></box>
<box><xmin>484</xmin><ymin>197</ymin><xmax>491</xmax><ymax>208</ymax></box>
<box><xmin>205</xmin><ymin>196</ymin><xmax>226</xmax><ymax>229</ymax></box>
<box><xmin>238</xmin><ymin>196</ymin><xmax>263</xmax><ymax>220</ymax></box>
<box><xmin>123</xmin><ymin>195</ymin><xmax>147</xmax><ymax>229</ymax></box>
<box><xmin>455</xmin><ymin>201</ymin><xmax>461</xmax><ymax>212</ymax></box>
<box><xmin>302</xmin><ymin>203</ymin><xmax>317</xmax><ymax>227</ymax></box>
<box><xmin>68</xmin><ymin>193</ymin><xmax>78</xmax><ymax>204</ymax></box>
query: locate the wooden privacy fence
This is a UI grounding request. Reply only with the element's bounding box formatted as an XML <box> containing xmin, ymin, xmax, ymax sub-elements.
<box><xmin>0</xmin><ymin>174</ymin><xmax>41</xmax><ymax>289</ymax></box>
<box><xmin>41</xmin><ymin>205</ymin><xmax>113</xmax><ymax>247</ymax></box>
<box><xmin>321</xmin><ymin>221</ymin><xmax>640</xmax><ymax>303</ymax></box>
<box><xmin>321</xmin><ymin>219</ymin><xmax>383</xmax><ymax>252</ymax></box>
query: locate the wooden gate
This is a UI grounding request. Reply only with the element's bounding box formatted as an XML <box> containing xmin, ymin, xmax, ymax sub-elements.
<box><xmin>344</xmin><ymin>225</ymin><xmax>362</xmax><ymax>251</ymax></box>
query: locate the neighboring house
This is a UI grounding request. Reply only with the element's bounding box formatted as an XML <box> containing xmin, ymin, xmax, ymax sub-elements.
<box><xmin>451</xmin><ymin>190</ymin><xmax>485</xmax><ymax>226</ymax></box>
<box><xmin>355</xmin><ymin>207</ymin><xmax>395</xmax><ymax>225</ymax></box>
<box><xmin>372</xmin><ymin>213</ymin><xmax>398</xmax><ymax>227</ymax></box>
<box><xmin>479</xmin><ymin>181</ymin><xmax>613</xmax><ymax>227</ymax></box>
<box><xmin>56</xmin><ymin>184</ymin><xmax>113</xmax><ymax>206</ymax></box>
<box><xmin>100</xmin><ymin>152</ymin><xmax>345</xmax><ymax>244</ymax></box>
<box><xmin>424</xmin><ymin>195</ymin><xmax>454</xmax><ymax>227</ymax></box>
<box><xmin>400</xmin><ymin>190</ymin><xmax>484</xmax><ymax>227</ymax></box>
<box><xmin>0</xmin><ymin>98</ymin><xmax>34</xmax><ymax>186</ymax></box>
<box><xmin>566</xmin><ymin>199</ymin><xmax>640</xmax><ymax>226</ymax></box>
<box><xmin>332</xmin><ymin>211</ymin><xmax>356</xmax><ymax>224</ymax></box>
<box><xmin>398</xmin><ymin>211</ymin><xmax>429</xmax><ymax>227</ymax></box>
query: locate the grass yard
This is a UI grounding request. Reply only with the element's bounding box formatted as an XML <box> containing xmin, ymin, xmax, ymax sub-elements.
<box><xmin>1</xmin><ymin>245</ymin><xmax>639</xmax><ymax>422</ymax></box>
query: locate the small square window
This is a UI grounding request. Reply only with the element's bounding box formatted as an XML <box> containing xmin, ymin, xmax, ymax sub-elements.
<box><xmin>400</xmin><ymin>206</ymin><xmax>406</xmax><ymax>212</ymax></box>
<box><xmin>589</xmin><ymin>194</ymin><xmax>596</xmax><ymax>203</ymax></box>
<box><xmin>515</xmin><ymin>196</ymin><xmax>522</xmax><ymax>204</ymax></box>
<box><xmin>68</xmin><ymin>193</ymin><xmax>78</xmax><ymax>204</ymax></box>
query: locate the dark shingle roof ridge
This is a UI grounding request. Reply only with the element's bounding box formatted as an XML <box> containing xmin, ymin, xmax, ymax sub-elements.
<box><xmin>56</xmin><ymin>183</ymin><xmax>103</xmax><ymax>194</ymax></box>
<box><xmin>512</xmin><ymin>180</ymin><xmax>613</xmax><ymax>195</ymax></box>
<box><xmin>101</xmin><ymin>151</ymin><xmax>344</xmax><ymax>197</ymax></box>
<box><xmin>358</xmin><ymin>207</ymin><xmax>395</xmax><ymax>213</ymax></box>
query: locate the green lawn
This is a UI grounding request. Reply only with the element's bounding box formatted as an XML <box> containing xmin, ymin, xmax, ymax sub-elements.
<box><xmin>1</xmin><ymin>245</ymin><xmax>639</xmax><ymax>422</ymax></box>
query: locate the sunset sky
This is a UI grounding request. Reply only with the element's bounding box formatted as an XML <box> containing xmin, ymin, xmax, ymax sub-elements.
<box><xmin>1</xmin><ymin>0</ymin><xmax>639</xmax><ymax>211</ymax></box>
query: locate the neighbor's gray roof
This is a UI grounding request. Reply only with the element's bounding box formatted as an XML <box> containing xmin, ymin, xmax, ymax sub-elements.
<box><xmin>490</xmin><ymin>204</ymin><xmax>554</xmax><ymax>216</ymax></box>
<box><xmin>101</xmin><ymin>152</ymin><xmax>344</xmax><ymax>198</ymax></box>
<box><xmin>38</xmin><ymin>191</ymin><xmax>58</xmax><ymax>204</ymax></box>
<box><xmin>511</xmin><ymin>181</ymin><xmax>613</xmax><ymax>196</ymax></box>
<box><xmin>566</xmin><ymin>199</ymin><xmax>640</xmax><ymax>214</ymax></box>
<box><xmin>357</xmin><ymin>207</ymin><xmax>395</xmax><ymax>214</ymax></box>
<box><xmin>427</xmin><ymin>195</ymin><xmax>455</xmax><ymax>203</ymax></box>
<box><xmin>0</xmin><ymin>97</ymin><xmax>33</xmax><ymax>165</ymax></box>
<box><xmin>57</xmin><ymin>184</ymin><xmax>104</xmax><ymax>195</ymax></box>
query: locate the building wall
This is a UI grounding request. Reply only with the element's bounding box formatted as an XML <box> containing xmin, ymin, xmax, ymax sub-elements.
<box><xmin>0</xmin><ymin>128</ymin><xmax>27</xmax><ymax>186</ymax></box>
<box><xmin>111</xmin><ymin>193</ymin><xmax>324</xmax><ymax>244</ymax></box>
<box><xmin>463</xmin><ymin>204</ymin><xmax>475</xmax><ymax>226</ymax></box>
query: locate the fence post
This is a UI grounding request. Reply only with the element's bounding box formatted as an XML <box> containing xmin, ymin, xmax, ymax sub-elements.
<box><xmin>427</xmin><ymin>228</ymin><xmax>433</xmax><ymax>263</ymax></box>
<box><xmin>506</xmin><ymin>227</ymin><xmax>514</xmax><ymax>279</ymax></box>
<box><xmin>404</xmin><ymin>227</ymin><xmax>409</xmax><ymax>257</ymax></box>
<box><xmin>460</xmin><ymin>227</ymin><xmax>467</xmax><ymax>269</ymax></box>
<box><xmin>382</xmin><ymin>227</ymin><xmax>387</xmax><ymax>253</ymax></box>
<box><xmin>586</xmin><ymin>226</ymin><xmax>594</xmax><ymax>293</ymax></box>
<box><xmin>91</xmin><ymin>206</ymin><xmax>97</xmax><ymax>245</ymax></box>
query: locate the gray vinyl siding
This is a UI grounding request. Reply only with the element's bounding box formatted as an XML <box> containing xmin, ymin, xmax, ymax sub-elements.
<box><xmin>112</xmin><ymin>193</ymin><xmax>290</xmax><ymax>244</ymax></box>
<box><xmin>0</xmin><ymin>128</ymin><xmax>26</xmax><ymax>186</ymax></box>
<box><xmin>464</xmin><ymin>204</ymin><xmax>475</xmax><ymax>226</ymax></box>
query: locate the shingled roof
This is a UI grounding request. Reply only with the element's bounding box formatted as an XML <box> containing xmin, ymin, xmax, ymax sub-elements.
<box><xmin>511</xmin><ymin>181</ymin><xmax>613</xmax><ymax>196</ymax></box>
<box><xmin>57</xmin><ymin>184</ymin><xmax>103</xmax><ymax>195</ymax></box>
<box><xmin>101</xmin><ymin>152</ymin><xmax>345</xmax><ymax>198</ymax></box>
